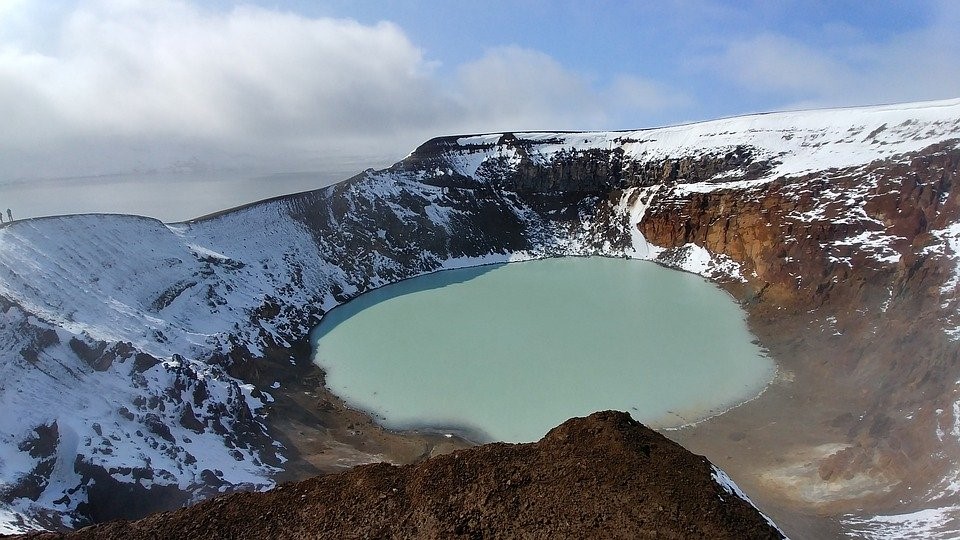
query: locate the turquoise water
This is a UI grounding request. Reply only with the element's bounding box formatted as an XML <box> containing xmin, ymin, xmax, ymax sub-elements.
<box><xmin>311</xmin><ymin>257</ymin><xmax>776</xmax><ymax>443</ymax></box>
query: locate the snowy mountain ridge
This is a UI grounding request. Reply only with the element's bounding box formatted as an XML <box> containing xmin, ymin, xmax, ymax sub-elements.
<box><xmin>1</xmin><ymin>98</ymin><xmax>960</xmax><ymax>536</ymax></box>
<box><xmin>430</xmin><ymin>97</ymin><xmax>960</xmax><ymax>182</ymax></box>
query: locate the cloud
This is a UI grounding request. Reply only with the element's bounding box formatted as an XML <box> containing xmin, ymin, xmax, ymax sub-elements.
<box><xmin>453</xmin><ymin>46</ymin><xmax>605</xmax><ymax>132</ymax></box>
<box><xmin>0</xmin><ymin>1</ymin><xmax>692</xmax><ymax>179</ymax></box>
<box><xmin>709</xmin><ymin>34</ymin><xmax>849</xmax><ymax>98</ymax></box>
<box><xmin>602</xmin><ymin>75</ymin><xmax>693</xmax><ymax>124</ymax></box>
<box><xmin>4</xmin><ymin>0</ymin><xmax>960</xmax><ymax>183</ymax></box>
<box><xmin>3</xmin><ymin>2</ymin><xmax>444</xmax><ymax>143</ymax></box>
<box><xmin>450</xmin><ymin>47</ymin><xmax>693</xmax><ymax>133</ymax></box>
<box><xmin>702</xmin><ymin>2</ymin><xmax>960</xmax><ymax>109</ymax></box>
<box><xmin>0</xmin><ymin>0</ymin><xmax>453</xmax><ymax>177</ymax></box>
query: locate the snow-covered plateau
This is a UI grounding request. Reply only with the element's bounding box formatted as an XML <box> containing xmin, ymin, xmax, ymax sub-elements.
<box><xmin>2</xmin><ymin>98</ymin><xmax>960</xmax><ymax>537</ymax></box>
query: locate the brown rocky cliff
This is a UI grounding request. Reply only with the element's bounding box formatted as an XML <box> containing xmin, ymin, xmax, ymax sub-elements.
<box><xmin>641</xmin><ymin>143</ymin><xmax>959</xmax><ymax>304</ymax></box>
<box><xmin>19</xmin><ymin>412</ymin><xmax>783</xmax><ymax>540</ymax></box>
<box><xmin>641</xmin><ymin>143</ymin><xmax>960</xmax><ymax>508</ymax></box>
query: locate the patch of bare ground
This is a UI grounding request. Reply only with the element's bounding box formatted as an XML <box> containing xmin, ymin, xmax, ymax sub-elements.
<box><xmin>668</xmin><ymin>264</ymin><xmax>960</xmax><ymax>538</ymax></box>
<box><xmin>228</xmin><ymin>340</ymin><xmax>474</xmax><ymax>483</ymax></box>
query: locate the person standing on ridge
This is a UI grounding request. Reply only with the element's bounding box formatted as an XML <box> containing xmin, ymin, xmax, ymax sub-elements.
<box><xmin>5</xmin><ymin>209</ymin><xmax>10</xmax><ymax>222</ymax></box>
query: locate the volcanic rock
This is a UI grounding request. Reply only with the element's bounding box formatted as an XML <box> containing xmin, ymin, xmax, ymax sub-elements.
<box><xmin>15</xmin><ymin>412</ymin><xmax>783</xmax><ymax>540</ymax></box>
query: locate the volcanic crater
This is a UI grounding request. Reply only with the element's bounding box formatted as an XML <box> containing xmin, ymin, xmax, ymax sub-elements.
<box><xmin>3</xmin><ymin>99</ymin><xmax>960</xmax><ymax>538</ymax></box>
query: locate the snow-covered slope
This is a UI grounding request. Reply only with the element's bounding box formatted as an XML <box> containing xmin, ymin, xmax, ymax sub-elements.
<box><xmin>0</xmin><ymin>210</ymin><xmax>328</xmax><ymax>530</ymax></box>
<box><xmin>436</xmin><ymin>98</ymin><xmax>960</xmax><ymax>182</ymax></box>
<box><xmin>1</xmin><ymin>98</ymin><xmax>960</xmax><ymax>535</ymax></box>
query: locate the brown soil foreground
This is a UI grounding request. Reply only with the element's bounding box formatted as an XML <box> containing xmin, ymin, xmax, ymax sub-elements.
<box><xmin>13</xmin><ymin>412</ymin><xmax>783</xmax><ymax>540</ymax></box>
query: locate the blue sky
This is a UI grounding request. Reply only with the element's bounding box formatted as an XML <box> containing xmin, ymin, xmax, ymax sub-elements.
<box><xmin>226</xmin><ymin>0</ymin><xmax>958</xmax><ymax>123</ymax></box>
<box><xmin>0</xmin><ymin>0</ymin><xmax>958</xmax><ymax>180</ymax></box>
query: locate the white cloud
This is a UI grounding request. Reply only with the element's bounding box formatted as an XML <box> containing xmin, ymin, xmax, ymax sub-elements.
<box><xmin>451</xmin><ymin>49</ymin><xmax>692</xmax><ymax>133</ymax></box>
<box><xmin>0</xmin><ymin>0</ymin><xmax>451</xmax><ymax>177</ymax></box>
<box><xmin>703</xmin><ymin>2</ymin><xmax>960</xmax><ymax>109</ymax></box>
<box><xmin>453</xmin><ymin>46</ymin><xmax>606</xmax><ymax>132</ymax></box>
<box><xmin>3</xmin><ymin>0</ymin><xmax>959</xmax><ymax>184</ymax></box>
<box><xmin>0</xmin><ymin>0</ymin><xmax>692</xmax><ymax>180</ymax></box>
<box><xmin>710</xmin><ymin>33</ymin><xmax>849</xmax><ymax>97</ymax></box>
<box><xmin>602</xmin><ymin>75</ymin><xmax>692</xmax><ymax>124</ymax></box>
<box><xmin>4</xmin><ymin>2</ymin><xmax>444</xmax><ymax>142</ymax></box>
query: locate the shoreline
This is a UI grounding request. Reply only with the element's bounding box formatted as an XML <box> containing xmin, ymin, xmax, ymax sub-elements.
<box><xmin>262</xmin><ymin>249</ymin><xmax>957</xmax><ymax>540</ymax></box>
<box><xmin>306</xmin><ymin>255</ymin><xmax>777</xmax><ymax>445</ymax></box>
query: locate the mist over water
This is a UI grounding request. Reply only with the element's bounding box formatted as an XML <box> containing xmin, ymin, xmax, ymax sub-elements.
<box><xmin>313</xmin><ymin>257</ymin><xmax>777</xmax><ymax>443</ymax></box>
<box><xmin>0</xmin><ymin>156</ymin><xmax>396</xmax><ymax>223</ymax></box>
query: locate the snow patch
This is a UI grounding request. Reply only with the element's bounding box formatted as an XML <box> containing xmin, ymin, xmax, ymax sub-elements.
<box><xmin>926</xmin><ymin>223</ymin><xmax>960</xmax><ymax>339</ymax></box>
<box><xmin>655</xmin><ymin>243</ymin><xmax>746</xmax><ymax>282</ymax></box>
<box><xmin>843</xmin><ymin>506</ymin><xmax>960</xmax><ymax>540</ymax></box>
<box><xmin>0</xmin><ymin>504</ymin><xmax>43</xmax><ymax>535</ymax></box>
<box><xmin>711</xmin><ymin>465</ymin><xmax>787</xmax><ymax>537</ymax></box>
<box><xmin>619</xmin><ymin>186</ymin><xmax>664</xmax><ymax>260</ymax></box>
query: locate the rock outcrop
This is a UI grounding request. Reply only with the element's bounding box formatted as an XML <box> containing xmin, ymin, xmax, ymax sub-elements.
<box><xmin>15</xmin><ymin>412</ymin><xmax>784</xmax><ymax>540</ymax></box>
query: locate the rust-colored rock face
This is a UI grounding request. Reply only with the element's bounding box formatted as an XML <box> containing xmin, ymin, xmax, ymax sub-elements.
<box><xmin>641</xmin><ymin>144</ymin><xmax>960</xmax><ymax>516</ymax></box>
<box><xmin>17</xmin><ymin>412</ymin><xmax>783</xmax><ymax>540</ymax></box>
<box><xmin>641</xmin><ymin>144</ymin><xmax>960</xmax><ymax>307</ymax></box>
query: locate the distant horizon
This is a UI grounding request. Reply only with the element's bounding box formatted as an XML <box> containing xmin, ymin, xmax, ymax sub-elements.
<box><xmin>4</xmin><ymin>94</ymin><xmax>959</xmax><ymax>223</ymax></box>
<box><xmin>16</xmin><ymin>93</ymin><xmax>960</xmax><ymax>184</ymax></box>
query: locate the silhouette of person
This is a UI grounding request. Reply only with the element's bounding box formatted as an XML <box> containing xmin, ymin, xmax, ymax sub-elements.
<box><xmin>5</xmin><ymin>209</ymin><xmax>10</xmax><ymax>222</ymax></box>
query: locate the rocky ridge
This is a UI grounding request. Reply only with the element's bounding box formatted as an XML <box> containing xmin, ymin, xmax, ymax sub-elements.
<box><xmin>1</xmin><ymin>98</ymin><xmax>960</xmax><ymax>537</ymax></box>
<box><xmin>14</xmin><ymin>412</ymin><xmax>785</xmax><ymax>540</ymax></box>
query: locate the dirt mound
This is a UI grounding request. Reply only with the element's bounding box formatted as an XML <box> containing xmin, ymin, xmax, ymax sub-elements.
<box><xmin>18</xmin><ymin>411</ymin><xmax>782</xmax><ymax>539</ymax></box>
